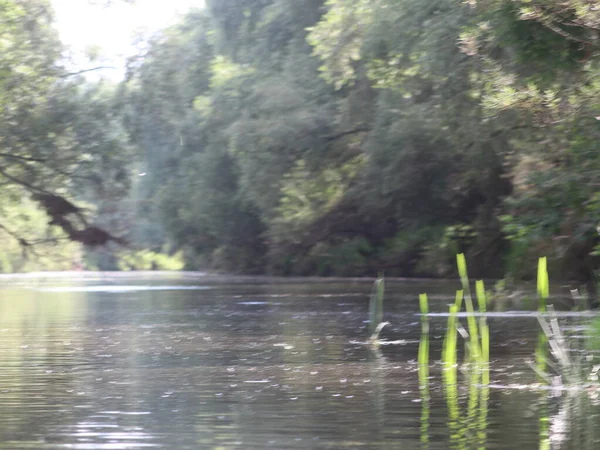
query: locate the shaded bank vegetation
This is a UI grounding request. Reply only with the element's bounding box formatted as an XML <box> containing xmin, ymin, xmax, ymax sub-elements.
<box><xmin>2</xmin><ymin>0</ymin><xmax>600</xmax><ymax>281</ymax></box>
<box><xmin>123</xmin><ymin>0</ymin><xmax>600</xmax><ymax>281</ymax></box>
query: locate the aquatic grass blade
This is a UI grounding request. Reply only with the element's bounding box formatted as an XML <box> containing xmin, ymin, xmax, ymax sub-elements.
<box><xmin>442</xmin><ymin>304</ymin><xmax>461</xmax><ymax>446</ymax></box>
<box><xmin>476</xmin><ymin>280</ymin><xmax>490</xmax><ymax>366</ymax></box>
<box><xmin>418</xmin><ymin>293</ymin><xmax>430</xmax><ymax>371</ymax></box>
<box><xmin>419</xmin><ymin>293</ymin><xmax>429</xmax><ymax>316</ymax></box>
<box><xmin>454</xmin><ymin>289</ymin><xmax>463</xmax><ymax>311</ymax></box>
<box><xmin>456</xmin><ymin>254</ymin><xmax>480</xmax><ymax>362</ymax></box>
<box><xmin>535</xmin><ymin>257</ymin><xmax>550</xmax><ymax>377</ymax></box>
<box><xmin>418</xmin><ymin>333</ymin><xmax>430</xmax><ymax>382</ymax></box>
<box><xmin>419</xmin><ymin>292</ymin><xmax>430</xmax><ymax>350</ymax></box>
<box><xmin>437</xmin><ymin>255</ymin><xmax>491</xmax><ymax>448</ymax></box>
<box><xmin>537</xmin><ymin>257</ymin><xmax>549</xmax><ymax>311</ymax></box>
<box><xmin>443</xmin><ymin>305</ymin><xmax>459</xmax><ymax>367</ymax></box>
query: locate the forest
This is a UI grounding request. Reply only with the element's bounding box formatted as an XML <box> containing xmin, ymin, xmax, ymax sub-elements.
<box><xmin>1</xmin><ymin>0</ymin><xmax>600</xmax><ymax>283</ymax></box>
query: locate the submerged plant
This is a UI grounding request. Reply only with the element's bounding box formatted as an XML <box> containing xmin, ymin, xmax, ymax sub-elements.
<box><xmin>532</xmin><ymin>257</ymin><xmax>599</xmax><ymax>389</ymax></box>
<box><xmin>535</xmin><ymin>311</ymin><xmax>600</xmax><ymax>450</ymax></box>
<box><xmin>527</xmin><ymin>257</ymin><xmax>600</xmax><ymax>448</ymax></box>
<box><xmin>534</xmin><ymin>305</ymin><xmax>600</xmax><ymax>394</ymax></box>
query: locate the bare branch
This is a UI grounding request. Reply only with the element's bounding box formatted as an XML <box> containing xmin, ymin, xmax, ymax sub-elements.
<box><xmin>542</xmin><ymin>21</ymin><xmax>597</xmax><ymax>46</ymax></box>
<box><xmin>0</xmin><ymin>151</ymin><xmax>98</xmax><ymax>184</ymax></box>
<box><xmin>530</xmin><ymin>2</ymin><xmax>600</xmax><ymax>33</ymax></box>
<box><xmin>0</xmin><ymin>166</ymin><xmax>45</xmax><ymax>193</ymax></box>
<box><xmin>0</xmin><ymin>223</ymin><xmax>39</xmax><ymax>258</ymax></box>
<box><xmin>29</xmin><ymin>236</ymin><xmax>71</xmax><ymax>246</ymax></box>
<box><xmin>60</xmin><ymin>66</ymin><xmax>119</xmax><ymax>78</ymax></box>
<box><xmin>0</xmin><ymin>153</ymin><xmax>46</xmax><ymax>163</ymax></box>
<box><xmin>322</xmin><ymin>127</ymin><xmax>371</xmax><ymax>142</ymax></box>
<box><xmin>0</xmin><ymin>223</ymin><xmax>29</xmax><ymax>245</ymax></box>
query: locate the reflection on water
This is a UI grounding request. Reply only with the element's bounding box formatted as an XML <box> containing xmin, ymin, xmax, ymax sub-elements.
<box><xmin>33</xmin><ymin>285</ymin><xmax>211</xmax><ymax>293</ymax></box>
<box><xmin>439</xmin><ymin>363</ymin><xmax>489</xmax><ymax>450</ymax></box>
<box><xmin>0</xmin><ymin>276</ymin><xmax>598</xmax><ymax>448</ymax></box>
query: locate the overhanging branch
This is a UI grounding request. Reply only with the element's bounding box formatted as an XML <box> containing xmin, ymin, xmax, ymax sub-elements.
<box><xmin>322</xmin><ymin>127</ymin><xmax>371</xmax><ymax>142</ymax></box>
<box><xmin>0</xmin><ymin>166</ymin><xmax>45</xmax><ymax>193</ymax></box>
<box><xmin>0</xmin><ymin>223</ymin><xmax>37</xmax><ymax>258</ymax></box>
<box><xmin>60</xmin><ymin>66</ymin><xmax>118</xmax><ymax>78</ymax></box>
<box><xmin>0</xmin><ymin>153</ymin><xmax>46</xmax><ymax>163</ymax></box>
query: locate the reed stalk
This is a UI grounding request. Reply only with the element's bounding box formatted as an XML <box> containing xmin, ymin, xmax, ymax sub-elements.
<box><xmin>457</xmin><ymin>253</ymin><xmax>481</xmax><ymax>361</ymax></box>
<box><xmin>536</xmin><ymin>257</ymin><xmax>549</xmax><ymax>377</ymax></box>
<box><xmin>418</xmin><ymin>293</ymin><xmax>430</xmax><ymax>447</ymax></box>
<box><xmin>442</xmin><ymin>304</ymin><xmax>461</xmax><ymax>446</ymax></box>
<box><xmin>537</xmin><ymin>256</ymin><xmax>549</xmax><ymax>311</ymax></box>
<box><xmin>443</xmin><ymin>304</ymin><xmax>459</xmax><ymax>367</ymax></box>
<box><xmin>418</xmin><ymin>293</ymin><xmax>430</xmax><ymax>378</ymax></box>
<box><xmin>476</xmin><ymin>280</ymin><xmax>490</xmax><ymax>369</ymax></box>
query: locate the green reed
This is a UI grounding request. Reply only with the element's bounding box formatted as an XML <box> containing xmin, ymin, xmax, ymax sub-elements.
<box><xmin>533</xmin><ymin>256</ymin><xmax>600</xmax><ymax>402</ymax></box>
<box><xmin>457</xmin><ymin>253</ymin><xmax>482</xmax><ymax>362</ymax></box>
<box><xmin>418</xmin><ymin>293</ymin><xmax>430</xmax><ymax>376</ymax></box>
<box><xmin>418</xmin><ymin>293</ymin><xmax>430</xmax><ymax>448</ymax></box>
<box><xmin>419</xmin><ymin>255</ymin><xmax>491</xmax><ymax>449</ymax></box>
<box><xmin>442</xmin><ymin>254</ymin><xmax>489</xmax><ymax>366</ymax></box>
<box><xmin>535</xmin><ymin>257</ymin><xmax>549</xmax><ymax>378</ymax></box>
<box><xmin>537</xmin><ymin>256</ymin><xmax>549</xmax><ymax>311</ymax></box>
<box><xmin>415</xmin><ymin>254</ymin><xmax>600</xmax><ymax>449</ymax></box>
<box><xmin>443</xmin><ymin>304</ymin><xmax>459</xmax><ymax>367</ymax></box>
<box><xmin>476</xmin><ymin>280</ymin><xmax>490</xmax><ymax>377</ymax></box>
<box><xmin>442</xmin><ymin>307</ymin><xmax>460</xmax><ymax>445</ymax></box>
<box><xmin>454</xmin><ymin>288</ymin><xmax>463</xmax><ymax>310</ymax></box>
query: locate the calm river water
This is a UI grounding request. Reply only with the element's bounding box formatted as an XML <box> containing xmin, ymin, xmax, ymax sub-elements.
<box><xmin>0</xmin><ymin>272</ymin><xmax>598</xmax><ymax>449</ymax></box>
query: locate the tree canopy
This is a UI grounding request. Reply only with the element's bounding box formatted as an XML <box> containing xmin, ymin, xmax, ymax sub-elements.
<box><xmin>117</xmin><ymin>0</ymin><xmax>600</xmax><ymax>280</ymax></box>
<box><xmin>3</xmin><ymin>0</ymin><xmax>600</xmax><ymax>281</ymax></box>
<box><xmin>0</xmin><ymin>0</ymin><xmax>133</xmax><ymax>270</ymax></box>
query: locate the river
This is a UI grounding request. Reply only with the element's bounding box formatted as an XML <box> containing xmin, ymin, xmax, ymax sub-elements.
<box><xmin>0</xmin><ymin>272</ymin><xmax>597</xmax><ymax>449</ymax></box>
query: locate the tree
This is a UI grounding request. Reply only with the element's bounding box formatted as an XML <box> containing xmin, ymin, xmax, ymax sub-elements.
<box><xmin>124</xmin><ymin>0</ymin><xmax>600</xmax><ymax>281</ymax></box>
<box><xmin>0</xmin><ymin>0</ymin><xmax>132</xmax><ymax>266</ymax></box>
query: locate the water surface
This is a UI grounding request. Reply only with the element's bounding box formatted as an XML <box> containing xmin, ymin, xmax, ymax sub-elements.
<box><xmin>0</xmin><ymin>273</ymin><xmax>597</xmax><ymax>449</ymax></box>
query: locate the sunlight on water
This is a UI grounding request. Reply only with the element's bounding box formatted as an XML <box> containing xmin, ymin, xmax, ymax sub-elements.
<box><xmin>31</xmin><ymin>285</ymin><xmax>212</xmax><ymax>293</ymax></box>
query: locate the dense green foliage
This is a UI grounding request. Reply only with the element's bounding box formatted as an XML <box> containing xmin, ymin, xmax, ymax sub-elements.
<box><xmin>0</xmin><ymin>0</ymin><xmax>135</xmax><ymax>271</ymax></box>
<box><xmin>117</xmin><ymin>0</ymin><xmax>600</xmax><ymax>280</ymax></box>
<box><xmin>2</xmin><ymin>0</ymin><xmax>600</xmax><ymax>280</ymax></box>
